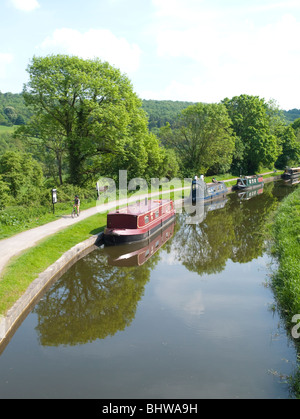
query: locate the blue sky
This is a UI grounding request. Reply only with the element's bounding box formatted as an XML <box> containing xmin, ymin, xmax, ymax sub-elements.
<box><xmin>1</xmin><ymin>0</ymin><xmax>300</xmax><ymax>109</ymax></box>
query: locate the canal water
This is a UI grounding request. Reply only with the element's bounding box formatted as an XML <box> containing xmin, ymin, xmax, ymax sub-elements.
<box><xmin>0</xmin><ymin>181</ymin><xmax>299</xmax><ymax>399</ymax></box>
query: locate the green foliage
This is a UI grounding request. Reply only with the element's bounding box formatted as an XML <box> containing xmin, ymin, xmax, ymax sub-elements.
<box><xmin>223</xmin><ymin>95</ymin><xmax>281</xmax><ymax>174</ymax></box>
<box><xmin>142</xmin><ymin>99</ymin><xmax>194</xmax><ymax>131</ymax></box>
<box><xmin>21</xmin><ymin>55</ymin><xmax>166</xmax><ymax>186</ymax></box>
<box><xmin>0</xmin><ymin>92</ymin><xmax>33</xmax><ymax>126</ymax></box>
<box><xmin>0</xmin><ymin>150</ymin><xmax>44</xmax><ymax>204</ymax></box>
<box><xmin>275</xmin><ymin>125</ymin><xmax>300</xmax><ymax>169</ymax></box>
<box><xmin>270</xmin><ymin>187</ymin><xmax>300</xmax><ymax>321</ymax></box>
<box><xmin>283</xmin><ymin>108</ymin><xmax>300</xmax><ymax>123</ymax></box>
<box><xmin>0</xmin><ymin>174</ymin><xmax>10</xmax><ymax>210</ymax></box>
<box><xmin>159</xmin><ymin>102</ymin><xmax>235</xmax><ymax>177</ymax></box>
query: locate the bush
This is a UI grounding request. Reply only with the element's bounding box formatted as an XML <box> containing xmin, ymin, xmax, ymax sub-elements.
<box><xmin>0</xmin><ymin>205</ymin><xmax>48</xmax><ymax>227</ymax></box>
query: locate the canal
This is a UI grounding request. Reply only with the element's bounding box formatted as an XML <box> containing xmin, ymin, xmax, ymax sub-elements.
<box><xmin>0</xmin><ymin>180</ymin><xmax>299</xmax><ymax>399</ymax></box>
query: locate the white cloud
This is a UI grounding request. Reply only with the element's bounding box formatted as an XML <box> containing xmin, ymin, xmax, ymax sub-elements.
<box><xmin>39</xmin><ymin>28</ymin><xmax>142</xmax><ymax>74</ymax></box>
<box><xmin>147</xmin><ymin>0</ymin><xmax>300</xmax><ymax>108</ymax></box>
<box><xmin>11</xmin><ymin>0</ymin><xmax>40</xmax><ymax>12</ymax></box>
<box><xmin>0</xmin><ymin>53</ymin><xmax>14</xmax><ymax>79</ymax></box>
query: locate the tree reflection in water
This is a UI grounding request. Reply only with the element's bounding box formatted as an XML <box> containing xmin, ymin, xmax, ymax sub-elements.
<box><xmin>34</xmin><ymin>250</ymin><xmax>159</xmax><ymax>346</ymax></box>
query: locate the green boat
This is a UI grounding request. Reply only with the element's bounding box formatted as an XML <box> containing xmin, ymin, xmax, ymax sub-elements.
<box><xmin>234</xmin><ymin>175</ymin><xmax>264</xmax><ymax>190</ymax></box>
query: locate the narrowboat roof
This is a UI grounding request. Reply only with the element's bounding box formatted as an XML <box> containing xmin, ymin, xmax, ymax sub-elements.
<box><xmin>108</xmin><ymin>199</ymin><xmax>172</xmax><ymax>216</ymax></box>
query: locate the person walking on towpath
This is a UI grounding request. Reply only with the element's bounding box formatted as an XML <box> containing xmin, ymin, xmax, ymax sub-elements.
<box><xmin>73</xmin><ymin>195</ymin><xmax>80</xmax><ymax>217</ymax></box>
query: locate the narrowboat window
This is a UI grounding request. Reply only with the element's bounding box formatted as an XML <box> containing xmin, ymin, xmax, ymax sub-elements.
<box><xmin>155</xmin><ymin>210</ymin><xmax>159</xmax><ymax>218</ymax></box>
<box><xmin>145</xmin><ymin>215</ymin><xmax>149</xmax><ymax>223</ymax></box>
<box><xmin>155</xmin><ymin>240</ymin><xmax>159</xmax><ymax>248</ymax></box>
<box><xmin>145</xmin><ymin>249</ymin><xmax>150</xmax><ymax>258</ymax></box>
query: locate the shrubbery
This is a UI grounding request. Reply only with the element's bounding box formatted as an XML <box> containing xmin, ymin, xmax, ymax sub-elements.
<box><xmin>0</xmin><ymin>150</ymin><xmax>98</xmax><ymax>237</ymax></box>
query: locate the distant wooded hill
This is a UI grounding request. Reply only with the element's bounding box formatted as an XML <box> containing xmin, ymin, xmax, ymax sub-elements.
<box><xmin>0</xmin><ymin>92</ymin><xmax>33</xmax><ymax>126</ymax></box>
<box><xmin>142</xmin><ymin>99</ymin><xmax>300</xmax><ymax>130</ymax></box>
<box><xmin>142</xmin><ymin>99</ymin><xmax>195</xmax><ymax>130</ymax></box>
<box><xmin>0</xmin><ymin>92</ymin><xmax>299</xmax><ymax>128</ymax></box>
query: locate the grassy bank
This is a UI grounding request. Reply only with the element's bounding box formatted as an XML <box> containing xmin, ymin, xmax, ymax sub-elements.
<box><xmin>0</xmin><ymin>212</ymin><xmax>107</xmax><ymax>316</ymax></box>
<box><xmin>269</xmin><ymin>186</ymin><xmax>300</xmax><ymax>398</ymax></box>
<box><xmin>270</xmin><ymin>186</ymin><xmax>300</xmax><ymax>316</ymax></box>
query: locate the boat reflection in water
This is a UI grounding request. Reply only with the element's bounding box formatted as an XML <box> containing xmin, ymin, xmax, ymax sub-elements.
<box><xmin>284</xmin><ymin>177</ymin><xmax>300</xmax><ymax>186</ymax></box>
<box><xmin>237</xmin><ymin>185</ymin><xmax>264</xmax><ymax>200</ymax></box>
<box><xmin>104</xmin><ymin>220</ymin><xmax>175</xmax><ymax>267</ymax></box>
<box><xmin>184</xmin><ymin>196</ymin><xmax>228</xmax><ymax>224</ymax></box>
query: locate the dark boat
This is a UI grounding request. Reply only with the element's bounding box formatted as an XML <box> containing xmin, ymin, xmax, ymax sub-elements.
<box><xmin>234</xmin><ymin>175</ymin><xmax>264</xmax><ymax>190</ymax></box>
<box><xmin>189</xmin><ymin>177</ymin><xmax>228</xmax><ymax>204</ymax></box>
<box><xmin>104</xmin><ymin>221</ymin><xmax>175</xmax><ymax>266</ymax></box>
<box><xmin>103</xmin><ymin>199</ymin><xmax>176</xmax><ymax>245</ymax></box>
<box><xmin>281</xmin><ymin>167</ymin><xmax>300</xmax><ymax>180</ymax></box>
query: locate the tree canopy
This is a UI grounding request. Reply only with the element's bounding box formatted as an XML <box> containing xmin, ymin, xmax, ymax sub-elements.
<box><xmin>20</xmin><ymin>55</ymin><xmax>167</xmax><ymax>185</ymax></box>
<box><xmin>159</xmin><ymin>102</ymin><xmax>235</xmax><ymax>177</ymax></box>
<box><xmin>223</xmin><ymin>95</ymin><xmax>281</xmax><ymax>174</ymax></box>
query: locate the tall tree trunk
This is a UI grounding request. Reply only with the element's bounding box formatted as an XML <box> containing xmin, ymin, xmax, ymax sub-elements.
<box><xmin>68</xmin><ymin>138</ymin><xmax>82</xmax><ymax>185</ymax></box>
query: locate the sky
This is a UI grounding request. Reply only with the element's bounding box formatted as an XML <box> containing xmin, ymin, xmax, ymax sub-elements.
<box><xmin>1</xmin><ymin>0</ymin><xmax>300</xmax><ymax>110</ymax></box>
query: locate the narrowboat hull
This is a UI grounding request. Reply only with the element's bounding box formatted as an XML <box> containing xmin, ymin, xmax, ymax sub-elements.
<box><xmin>234</xmin><ymin>175</ymin><xmax>264</xmax><ymax>191</ymax></box>
<box><xmin>104</xmin><ymin>213</ymin><xmax>176</xmax><ymax>245</ymax></box>
<box><xmin>188</xmin><ymin>179</ymin><xmax>228</xmax><ymax>204</ymax></box>
<box><xmin>103</xmin><ymin>199</ymin><xmax>176</xmax><ymax>246</ymax></box>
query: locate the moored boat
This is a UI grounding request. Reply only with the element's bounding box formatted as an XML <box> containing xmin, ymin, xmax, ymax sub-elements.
<box><xmin>281</xmin><ymin>167</ymin><xmax>300</xmax><ymax>180</ymax></box>
<box><xmin>188</xmin><ymin>177</ymin><xmax>228</xmax><ymax>204</ymax></box>
<box><xmin>234</xmin><ymin>175</ymin><xmax>264</xmax><ymax>190</ymax></box>
<box><xmin>103</xmin><ymin>199</ymin><xmax>175</xmax><ymax>245</ymax></box>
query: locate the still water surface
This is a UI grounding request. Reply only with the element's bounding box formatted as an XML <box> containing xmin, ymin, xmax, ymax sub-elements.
<box><xmin>0</xmin><ymin>181</ymin><xmax>298</xmax><ymax>398</ymax></box>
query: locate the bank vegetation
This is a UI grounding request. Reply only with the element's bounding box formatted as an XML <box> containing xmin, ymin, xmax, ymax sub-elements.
<box><xmin>268</xmin><ymin>186</ymin><xmax>300</xmax><ymax>398</ymax></box>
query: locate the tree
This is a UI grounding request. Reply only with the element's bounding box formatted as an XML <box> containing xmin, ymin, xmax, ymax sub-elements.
<box><xmin>22</xmin><ymin>55</ymin><xmax>158</xmax><ymax>185</ymax></box>
<box><xmin>159</xmin><ymin>103</ymin><xmax>235</xmax><ymax>177</ymax></box>
<box><xmin>16</xmin><ymin>114</ymin><xmax>67</xmax><ymax>185</ymax></box>
<box><xmin>223</xmin><ymin>95</ymin><xmax>280</xmax><ymax>174</ymax></box>
<box><xmin>0</xmin><ymin>151</ymin><xmax>44</xmax><ymax>205</ymax></box>
<box><xmin>275</xmin><ymin>125</ymin><xmax>300</xmax><ymax>169</ymax></box>
<box><xmin>0</xmin><ymin>175</ymin><xmax>10</xmax><ymax>209</ymax></box>
<box><xmin>4</xmin><ymin>106</ymin><xmax>17</xmax><ymax>124</ymax></box>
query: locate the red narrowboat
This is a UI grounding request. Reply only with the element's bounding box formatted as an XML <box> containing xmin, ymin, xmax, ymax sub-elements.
<box><xmin>103</xmin><ymin>199</ymin><xmax>176</xmax><ymax>245</ymax></box>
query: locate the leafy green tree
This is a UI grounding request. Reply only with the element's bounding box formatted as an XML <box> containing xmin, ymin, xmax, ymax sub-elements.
<box><xmin>4</xmin><ymin>106</ymin><xmax>17</xmax><ymax>124</ymax></box>
<box><xmin>0</xmin><ymin>151</ymin><xmax>44</xmax><ymax>205</ymax></box>
<box><xmin>159</xmin><ymin>103</ymin><xmax>235</xmax><ymax>177</ymax></box>
<box><xmin>292</xmin><ymin>117</ymin><xmax>300</xmax><ymax>131</ymax></box>
<box><xmin>291</xmin><ymin>118</ymin><xmax>300</xmax><ymax>146</ymax></box>
<box><xmin>275</xmin><ymin>125</ymin><xmax>300</xmax><ymax>169</ymax></box>
<box><xmin>223</xmin><ymin>95</ymin><xmax>280</xmax><ymax>174</ymax></box>
<box><xmin>16</xmin><ymin>114</ymin><xmax>68</xmax><ymax>185</ymax></box>
<box><xmin>0</xmin><ymin>175</ymin><xmax>10</xmax><ymax>209</ymax></box>
<box><xmin>21</xmin><ymin>55</ymin><xmax>162</xmax><ymax>185</ymax></box>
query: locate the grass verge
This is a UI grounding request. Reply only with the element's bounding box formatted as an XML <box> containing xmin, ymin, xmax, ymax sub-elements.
<box><xmin>0</xmin><ymin>212</ymin><xmax>107</xmax><ymax>316</ymax></box>
<box><xmin>270</xmin><ymin>187</ymin><xmax>300</xmax><ymax>316</ymax></box>
<box><xmin>268</xmin><ymin>186</ymin><xmax>300</xmax><ymax>398</ymax></box>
